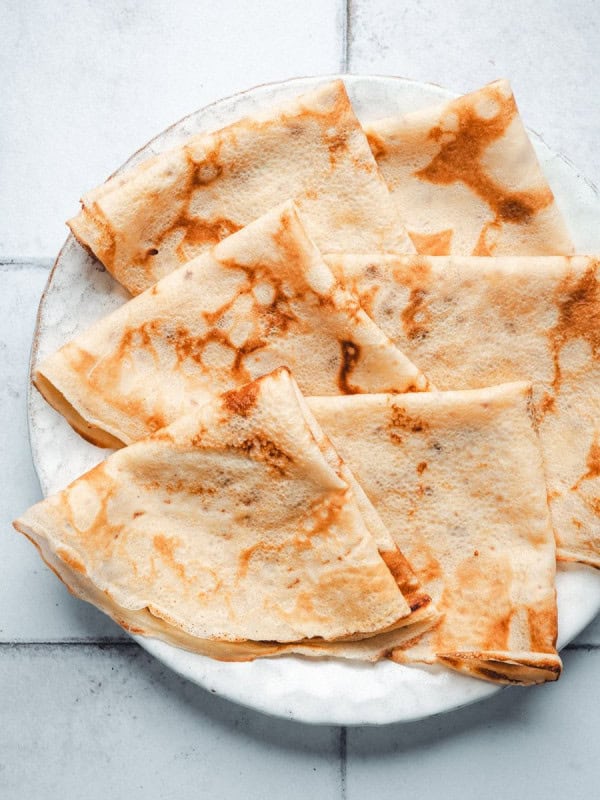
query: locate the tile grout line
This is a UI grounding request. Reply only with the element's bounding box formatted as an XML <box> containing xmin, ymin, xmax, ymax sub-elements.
<box><xmin>339</xmin><ymin>726</ymin><xmax>347</xmax><ymax>800</ymax></box>
<box><xmin>0</xmin><ymin>640</ymin><xmax>136</xmax><ymax>648</ymax></box>
<box><xmin>341</xmin><ymin>0</ymin><xmax>351</xmax><ymax>73</ymax></box>
<box><xmin>0</xmin><ymin>258</ymin><xmax>53</xmax><ymax>271</ymax></box>
<box><xmin>4</xmin><ymin>642</ymin><xmax>600</xmax><ymax>659</ymax></box>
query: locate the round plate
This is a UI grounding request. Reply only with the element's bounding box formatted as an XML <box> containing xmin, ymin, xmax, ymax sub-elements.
<box><xmin>29</xmin><ymin>75</ymin><xmax>600</xmax><ymax>725</ymax></box>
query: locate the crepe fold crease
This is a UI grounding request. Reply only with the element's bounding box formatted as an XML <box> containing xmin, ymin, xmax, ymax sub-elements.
<box><xmin>326</xmin><ymin>253</ymin><xmax>600</xmax><ymax>569</ymax></box>
<box><xmin>308</xmin><ymin>383</ymin><xmax>562</xmax><ymax>684</ymax></box>
<box><xmin>68</xmin><ymin>79</ymin><xmax>415</xmax><ymax>295</ymax></box>
<box><xmin>366</xmin><ymin>79</ymin><xmax>573</xmax><ymax>256</ymax></box>
<box><xmin>14</xmin><ymin>369</ymin><xmax>435</xmax><ymax>661</ymax></box>
<box><xmin>35</xmin><ymin>203</ymin><xmax>428</xmax><ymax>449</ymax></box>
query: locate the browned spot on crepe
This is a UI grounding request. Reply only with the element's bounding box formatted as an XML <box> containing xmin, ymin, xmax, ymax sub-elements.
<box><xmin>305</xmin><ymin>491</ymin><xmax>346</xmax><ymax>537</ymax></box>
<box><xmin>232</xmin><ymin>436</ymin><xmax>294</xmax><ymax>476</ymax></box>
<box><xmin>147</xmin><ymin>414</ymin><xmax>166</xmax><ymax>433</ymax></box>
<box><xmin>173</xmin><ymin>215</ymin><xmax>241</xmax><ymax>261</ymax></box>
<box><xmin>379</xmin><ymin>548</ymin><xmax>428</xmax><ymax>611</ymax></box>
<box><xmin>338</xmin><ymin>340</ymin><xmax>361</xmax><ymax>394</ymax></box>
<box><xmin>366</xmin><ymin>130</ymin><xmax>387</xmax><ymax>161</ymax></box>
<box><xmin>59</xmin><ymin>466</ymin><xmax>124</xmax><ymax>557</ymax></box>
<box><xmin>88</xmin><ymin>202</ymin><xmax>117</xmax><ymax>265</ymax></box>
<box><xmin>409</xmin><ymin>228</ymin><xmax>454</xmax><ymax>255</ymax></box>
<box><xmin>484</xmin><ymin>612</ymin><xmax>513</xmax><ymax>651</ymax></box>
<box><xmin>388</xmin><ymin>404</ymin><xmax>428</xmax><ymax>445</ymax></box>
<box><xmin>237</xmin><ymin>537</ymin><xmax>311</xmax><ymax>579</ymax></box>
<box><xmin>153</xmin><ymin>534</ymin><xmax>187</xmax><ymax>581</ymax></box>
<box><xmin>528</xmin><ymin>606</ymin><xmax>558</xmax><ymax>651</ymax></box>
<box><xmin>56</xmin><ymin>547</ymin><xmax>87</xmax><ymax>576</ymax></box>
<box><xmin>401</xmin><ymin>287</ymin><xmax>431</xmax><ymax>340</ymax></box>
<box><xmin>549</xmin><ymin>262</ymin><xmax>600</xmax><ymax>392</ymax></box>
<box><xmin>572</xmin><ymin>434</ymin><xmax>600</xmax><ymax>491</ymax></box>
<box><xmin>325</xmin><ymin>130</ymin><xmax>349</xmax><ymax>168</ymax></box>
<box><xmin>415</xmin><ymin>84</ymin><xmax>554</xmax><ymax>254</ymax></box>
<box><xmin>222</xmin><ymin>381</ymin><xmax>261</xmax><ymax>417</ymax></box>
<box><xmin>539</xmin><ymin>392</ymin><xmax>556</xmax><ymax>416</ymax></box>
<box><xmin>128</xmin><ymin>138</ymin><xmax>242</xmax><ymax>277</ymax></box>
<box><xmin>434</xmin><ymin>555</ymin><xmax>513</xmax><ymax>653</ymax></box>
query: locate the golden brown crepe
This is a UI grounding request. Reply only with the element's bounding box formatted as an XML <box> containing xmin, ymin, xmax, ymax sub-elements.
<box><xmin>15</xmin><ymin>369</ymin><xmax>435</xmax><ymax>662</ymax></box>
<box><xmin>308</xmin><ymin>383</ymin><xmax>562</xmax><ymax>684</ymax></box>
<box><xmin>327</xmin><ymin>253</ymin><xmax>600</xmax><ymax>569</ymax></box>
<box><xmin>366</xmin><ymin>79</ymin><xmax>573</xmax><ymax>256</ymax></box>
<box><xmin>68</xmin><ymin>79</ymin><xmax>415</xmax><ymax>295</ymax></box>
<box><xmin>36</xmin><ymin>203</ymin><xmax>428</xmax><ymax>449</ymax></box>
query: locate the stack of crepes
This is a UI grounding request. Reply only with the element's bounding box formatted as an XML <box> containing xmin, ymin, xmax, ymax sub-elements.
<box><xmin>15</xmin><ymin>78</ymin><xmax>600</xmax><ymax>686</ymax></box>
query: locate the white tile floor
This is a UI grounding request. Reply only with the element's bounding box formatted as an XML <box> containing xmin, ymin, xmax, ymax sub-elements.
<box><xmin>2</xmin><ymin>3</ymin><xmax>599</xmax><ymax>798</ymax></box>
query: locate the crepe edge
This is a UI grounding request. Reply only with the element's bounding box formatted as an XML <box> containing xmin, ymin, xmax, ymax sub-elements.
<box><xmin>432</xmin><ymin>650</ymin><xmax>562</xmax><ymax>685</ymax></box>
<box><xmin>13</xmin><ymin>514</ymin><xmax>437</xmax><ymax>663</ymax></box>
<box><xmin>556</xmin><ymin>547</ymin><xmax>600</xmax><ymax>571</ymax></box>
<box><xmin>33</xmin><ymin>369</ymin><xmax>127</xmax><ymax>449</ymax></box>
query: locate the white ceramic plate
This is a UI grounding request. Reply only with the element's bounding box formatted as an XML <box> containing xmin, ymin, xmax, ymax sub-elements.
<box><xmin>29</xmin><ymin>75</ymin><xmax>600</xmax><ymax>725</ymax></box>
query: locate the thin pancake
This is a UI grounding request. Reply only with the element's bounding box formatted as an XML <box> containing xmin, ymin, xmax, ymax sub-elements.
<box><xmin>36</xmin><ymin>203</ymin><xmax>428</xmax><ymax>449</ymax></box>
<box><xmin>366</xmin><ymin>79</ymin><xmax>573</xmax><ymax>256</ymax></box>
<box><xmin>69</xmin><ymin>80</ymin><xmax>414</xmax><ymax>295</ymax></box>
<box><xmin>327</xmin><ymin>253</ymin><xmax>600</xmax><ymax>568</ymax></box>
<box><xmin>309</xmin><ymin>384</ymin><xmax>561</xmax><ymax>685</ymax></box>
<box><xmin>14</xmin><ymin>369</ymin><xmax>434</xmax><ymax>661</ymax></box>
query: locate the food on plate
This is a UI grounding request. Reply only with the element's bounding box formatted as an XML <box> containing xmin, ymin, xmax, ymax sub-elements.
<box><xmin>68</xmin><ymin>79</ymin><xmax>415</xmax><ymax>295</ymax></box>
<box><xmin>365</xmin><ymin>80</ymin><xmax>574</xmax><ymax>256</ymax></box>
<box><xmin>15</xmin><ymin>369</ymin><xmax>436</xmax><ymax>661</ymax></box>
<box><xmin>309</xmin><ymin>383</ymin><xmax>562</xmax><ymax>684</ymax></box>
<box><xmin>327</xmin><ymin>253</ymin><xmax>600</xmax><ymax>568</ymax></box>
<box><xmin>35</xmin><ymin>202</ymin><xmax>428</xmax><ymax>448</ymax></box>
<box><xmin>24</xmin><ymin>76</ymin><xmax>600</xmax><ymax>693</ymax></box>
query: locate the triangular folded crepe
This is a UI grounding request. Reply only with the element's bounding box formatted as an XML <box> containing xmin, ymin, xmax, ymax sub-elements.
<box><xmin>68</xmin><ymin>80</ymin><xmax>415</xmax><ymax>295</ymax></box>
<box><xmin>36</xmin><ymin>203</ymin><xmax>428</xmax><ymax>449</ymax></box>
<box><xmin>327</xmin><ymin>253</ymin><xmax>600</xmax><ymax>568</ymax></box>
<box><xmin>15</xmin><ymin>369</ymin><xmax>434</xmax><ymax>661</ymax></box>
<box><xmin>366</xmin><ymin>79</ymin><xmax>573</xmax><ymax>256</ymax></box>
<box><xmin>309</xmin><ymin>383</ymin><xmax>562</xmax><ymax>684</ymax></box>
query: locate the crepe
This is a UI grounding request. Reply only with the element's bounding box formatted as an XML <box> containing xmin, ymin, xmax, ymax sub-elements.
<box><xmin>366</xmin><ymin>79</ymin><xmax>573</xmax><ymax>256</ymax></box>
<box><xmin>36</xmin><ymin>203</ymin><xmax>428</xmax><ymax>449</ymax></box>
<box><xmin>309</xmin><ymin>383</ymin><xmax>562</xmax><ymax>684</ymax></box>
<box><xmin>15</xmin><ymin>368</ymin><xmax>434</xmax><ymax>661</ymax></box>
<box><xmin>327</xmin><ymin>253</ymin><xmax>600</xmax><ymax>568</ymax></box>
<box><xmin>68</xmin><ymin>79</ymin><xmax>415</xmax><ymax>295</ymax></box>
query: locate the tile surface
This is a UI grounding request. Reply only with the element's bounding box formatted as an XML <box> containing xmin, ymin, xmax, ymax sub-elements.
<box><xmin>0</xmin><ymin>644</ymin><xmax>340</xmax><ymax>800</ymax></box>
<box><xmin>1</xmin><ymin>0</ymin><xmax>343</xmax><ymax>257</ymax></box>
<box><xmin>346</xmin><ymin>648</ymin><xmax>600</xmax><ymax>800</ymax></box>
<box><xmin>348</xmin><ymin>0</ymin><xmax>600</xmax><ymax>191</ymax></box>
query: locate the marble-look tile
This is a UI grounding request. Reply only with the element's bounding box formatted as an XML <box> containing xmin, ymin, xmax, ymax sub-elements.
<box><xmin>0</xmin><ymin>644</ymin><xmax>341</xmax><ymax>799</ymax></box>
<box><xmin>0</xmin><ymin>264</ymin><xmax>125</xmax><ymax>641</ymax></box>
<box><xmin>348</xmin><ymin>0</ymin><xmax>600</xmax><ymax>192</ymax></box>
<box><xmin>1</xmin><ymin>0</ymin><xmax>344</xmax><ymax>258</ymax></box>
<box><xmin>573</xmin><ymin>614</ymin><xmax>600</xmax><ymax>646</ymax></box>
<box><xmin>346</xmin><ymin>647</ymin><xmax>600</xmax><ymax>800</ymax></box>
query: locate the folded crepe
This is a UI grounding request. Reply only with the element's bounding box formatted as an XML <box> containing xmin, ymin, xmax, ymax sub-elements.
<box><xmin>327</xmin><ymin>253</ymin><xmax>600</xmax><ymax>569</ymax></box>
<box><xmin>36</xmin><ymin>203</ymin><xmax>428</xmax><ymax>449</ymax></box>
<box><xmin>309</xmin><ymin>383</ymin><xmax>562</xmax><ymax>684</ymax></box>
<box><xmin>366</xmin><ymin>79</ymin><xmax>573</xmax><ymax>256</ymax></box>
<box><xmin>68</xmin><ymin>80</ymin><xmax>415</xmax><ymax>295</ymax></box>
<box><xmin>14</xmin><ymin>369</ymin><xmax>434</xmax><ymax>661</ymax></box>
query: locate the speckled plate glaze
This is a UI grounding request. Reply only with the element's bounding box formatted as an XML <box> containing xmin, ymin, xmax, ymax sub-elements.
<box><xmin>29</xmin><ymin>76</ymin><xmax>600</xmax><ymax>725</ymax></box>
